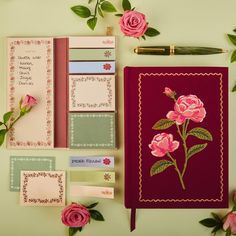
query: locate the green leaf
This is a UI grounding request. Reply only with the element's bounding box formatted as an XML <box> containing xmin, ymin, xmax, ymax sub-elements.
<box><xmin>0</xmin><ymin>122</ymin><xmax>3</xmax><ymax>126</ymax></box>
<box><xmin>227</xmin><ymin>34</ymin><xmax>236</xmax><ymax>46</ymax></box>
<box><xmin>211</xmin><ymin>212</ymin><xmax>222</xmax><ymax>223</ymax></box>
<box><xmin>98</xmin><ymin>7</ymin><xmax>104</xmax><ymax>17</ymax></box>
<box><xmin>89</xmin><ymin>210</ymin><xmax>105</xmax><ymax>221</ymax></box>
<box><xmin>150</xmin><ymin>160</ymin><xmax>173</xmax><ymax>176</ymax></box>
<box><xmin>187</xmin><ymin>127</ymin><xmax>213</xmax><ymax>141</ymax></box>
<box><xmin>152</xmin><ymin>119</ymin><xmax>175</xmax><ymax>130</ymax></box>
<box><xmin>86</xmin><ymin>202</ymin><xmax>99</xmax><ymax>209</ymax></box>
<box><xmin>141</xmin><ymin>35</ymin><xmax>146</xmax><ymax>40</ymax></box>
<box><xmin>88</xmin><ymin>0</ymin><xmax>93</xmax><ymax>3</ymax></box>
<box><xmin>232</xmin><ymin>84</ymin><xmax>236</xmax><ymax>92</ymax></box>
<box><xmin>87</xmin><ymin>17</ymin><xmax>97</xmax><ymax>30</ymax></box>
<box><xmin>101</xmin><ymin>1</ymin><xmax>117</xmax><ymax>12</ymax></box>
<box><xmin>144</xmin><ymin>27</ymin><xmax>160</xmax><ymax>37</ymax></box>
<box><xmin>211</xmin><ymin>224</ymin><xmax>222</xmax><ymax>234</ymax></box>
<box><xmin>71</xmin><ymin>5</ymin><xmax>91</xmax><ymax>18</ymax></box>
<box><xmin>233</xmin><ymin>28</ymin><xmax>236</xmax><ymax>33</ymax></box>
<box><xmin>115</xmin><ymin>13</ymin><xmax>123</xmax><ymax>17</ymax></box>
<box><xmin>122</xmin><ymin>0</ymin><xmax>131</xmax><ymax>11</ymax></box>
<box><xmin>232</xmin><ymin>206</ymin><xmax>236</xmax><ymax>212</ymax></box>
<box><xmin>0</xmin><ymin>129</ymin><xmax>7</xmax><ymax>146</ymax></box>
<box><xmin>3</xmin><ymin>111</ymin><xmax>13</xmax><ymax>124</ymax></box>
<box><xmin>69</xmin><ymin>227</ymin><xmax>81</xmax><ymax>236</ymax></box>
<box><xmin>199</xmin><ymin>218</ymin><xmax>218</xmax><ymax>228</ymax></box>
<box><xmin>187</xmin><ymin>143</ymin><xmax>208</xmax><ymax>160</ymax></box>
<box><xmin>231</xmin><ymin>50</ymin><xmax>236</xmax><ymax>63</ymax></box>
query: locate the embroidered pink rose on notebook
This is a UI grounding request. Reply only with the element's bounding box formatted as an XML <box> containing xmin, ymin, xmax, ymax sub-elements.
<box><xmin>149</xmin><ymin>88</ymin><xmax>213</xmax><ymax>190</ymax></box>
<box><xmin>149</xmin><ymin>133</ymin><xmax>179</xmax><ymax>157</ymax></box>
<box><xmin>166</xmin><ymin>94</ymin><xmax>206</xmax><ymax>125</ymax></box>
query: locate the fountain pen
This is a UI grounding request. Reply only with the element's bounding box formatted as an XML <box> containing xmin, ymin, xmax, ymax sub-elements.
<box><xmin>134</xmin><ymin>46</ymin><xmax>228</xmax><ymax>55</ymax></box>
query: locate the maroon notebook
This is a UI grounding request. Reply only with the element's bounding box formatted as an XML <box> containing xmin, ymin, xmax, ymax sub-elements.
<box><xmin>124</xmin><ymin>67</ymin><xmax>228</xmax><ymax>230</ymax></box>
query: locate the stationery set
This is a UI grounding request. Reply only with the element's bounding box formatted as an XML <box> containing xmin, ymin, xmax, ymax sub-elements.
<box><xmin>5</xmin><ymin>34</ymin><xmax>229</xmax><ymax>232</ymax></box>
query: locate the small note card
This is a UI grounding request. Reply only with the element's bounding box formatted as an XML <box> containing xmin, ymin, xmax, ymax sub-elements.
<box><xmin>70</xmin><ymin>185</ymin><xmax>114</xmax><ymax>199</ymax></box>
<box><xmin>20</xmin><ymin>171</ymin><xmax>66</xmax><ymax>206</ymax></box>
<box><xmin>70</xmin><ymin>171</ymin><xmax>115</xmax><ymax>184</ymax></box>
<box><xmin>70</xmin><ymin>156</ymin><xmax>114</xmax><ymax>168</ymax></box>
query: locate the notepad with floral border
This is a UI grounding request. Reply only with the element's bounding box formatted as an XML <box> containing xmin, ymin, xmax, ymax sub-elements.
<box><xmin>20</xmin><ymin>171</ymin><xmax>66</xmax><ymax>206</ymax></box>
<box><xmin>124</xmin><ymin>67</ymin><xmax>228</xmax><ymax>214</ymax></box>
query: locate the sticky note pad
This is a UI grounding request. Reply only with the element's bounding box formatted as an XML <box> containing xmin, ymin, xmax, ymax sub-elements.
<box><xmin>69</xmin><ymin>112</ymin><xmax>116</xmax><ymax>149</ymax></box>
<box><xmin>69</xmin><ymin>75</ymin><xmax>115</xmax><ymax>111</ymax></box>
<box><xmin>10</xmin><ymin>156</ymin><xmax>55</xmax><ymax>192</ymax></box>
<box><xmin>69</xmin><ymin>171</ymin><xmax>115</xmax><ymax>183</ymax></box>
<box><xmin>69</xmin><ymin>61</ymin><xmax>115</xmax><ymax>74</ymax></box>
<box><xmin>69</xmin><ymin>49</ymin><xmax>115</xmax><ymax>61</ymax></box>
<box><xmin>20</xmin><ymin>171</ymin><xmax>66</xmax><ymax>206</ymax></box>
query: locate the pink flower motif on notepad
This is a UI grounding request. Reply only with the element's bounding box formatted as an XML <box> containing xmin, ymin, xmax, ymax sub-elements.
<box><xmin>103</xmin><ymin>63</ymin><xmax>112</xmax><ymax>71</ymax></box>
<box><xmin>149</xmin><ymin>133</ymin><xmax>179</xmax><ymax>157</ymax></box>
<box><xmin>167</xmin><ymin>95</ymin><xmax>206</xmax><ymax>125</ymax></box>
<box><xmin>103</xmin><ymin>158</ymin><xmax>111</xmax><ymax>165</ymax></box>
<box><xmin>61</xmin><ymin>203</ymin><xmax>90</xmax><ymax>228</ymax></box>
<box><xmin>104</xmin><ymin>50</ymin><xmax>112</xmax><ymax>58</ymax></box>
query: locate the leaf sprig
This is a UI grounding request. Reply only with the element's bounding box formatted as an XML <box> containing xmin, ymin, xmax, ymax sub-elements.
<box><xmin>227</xmin><ymin>28</ymin><xmax>236</xmax><ymax>92</ymax></box>
<box><xmin>71</xmin><ymin>0</ymin><xmax>117</xmax><ymax>30</ymax></box>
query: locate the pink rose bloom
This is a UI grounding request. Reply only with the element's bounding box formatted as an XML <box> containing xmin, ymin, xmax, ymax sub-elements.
<box><xmin>149</xmin><ymin>133</ymin><xmax>179</xmax><ymax>157</ymax></box>
<box><xmin>119</xmin><ymin>10</ymin><xmax>148</xmax><ymax>38</ymax></box>
<box><xmin>20</xmin><ymin>95</ymin><xmax>37</xmax><ymax>112</ymax></box>
<box><xmin>61</xmin><ymin>203</ymin><xmax>90</xmax><ymax>228</ymax></box>
<box><xmin>166</xmin><ymin>95</ymin><xmax>206</xmax><ymax>125</ymax></box>
<box><xmin>223</xmin><ymin>212</ymin><xmax>236</xmax><ymax>234</ymax></box>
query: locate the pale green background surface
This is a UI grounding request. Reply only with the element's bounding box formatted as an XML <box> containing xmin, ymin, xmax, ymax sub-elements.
<box><xmin>0</xmin><ymin>0</ymin><xmax>236</xmax><ymax>235</ymax></box>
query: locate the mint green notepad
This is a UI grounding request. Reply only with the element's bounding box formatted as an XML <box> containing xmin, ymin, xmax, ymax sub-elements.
<box><xmin>10</xmin><ymin>156</ymin><xmax>55</xmax><ymax>191</ymax></box>
<box><xmin>69</xmin><ymin>112</ymin><xmax>116</xmax><ymax>149</ymax></box>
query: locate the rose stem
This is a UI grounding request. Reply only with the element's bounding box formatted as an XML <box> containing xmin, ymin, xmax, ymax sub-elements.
<box><xmin>167</xmin><ymin>152</ymin><xmax>186</xmax><ymax>190</ymax></box>
<box><xmin>181</xmin><ymin>119</ymin><xmax>189</xmax><ymax>178</ymax></box>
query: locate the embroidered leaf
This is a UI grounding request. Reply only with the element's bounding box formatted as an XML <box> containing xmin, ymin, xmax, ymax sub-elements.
<box><xmin>0</xmin><ymin>129</ymin><xmax>7</xmax><ymax>146</ymax></box>
<box><xmin>150</xmin><ymin>160</ymin><xmax>173</xmax><ymax>176</ymax></box>
<box><xmin>199</xmin><ymin>218</ymin><xmax>218</xmax><ymax>228</ymax></box>
<box><xmin>231</xmin><ymin>50</ymin><xmax>236</xmax><ymax>63</ymax></box>
<box><xmin>87</xmin><ymin>17</ymin><xmax>97</xmax><ymax>30</ymax></box>
<box><xmin>71</xmin><ymin>5</ymin><xmax>91</xmax><ymax>18</ymax></box>
<box><xmin>122</xmin><ymin>0</ymin><xmax>131</xmax><ymax>11</ymax></box>
<box><xmin>98</xmin><ymin>7</ymin><xmax>104</xmax><ymax>17</ymax></box>
<box><xmin>69</xmin><ymin>227</ymin><xmax>81</xmax><ymax>236</ymax></box>
<box><xmin>152</xmin><ymin>119</ymin><xmax>175</xmax><ymax>130</ymax></box>
<box><xmin>228</xmin><ymin>34</ymin><xmax>236</xmax><ymax>46</ymax></box>
<box><xmin>89</xmin><ymin>210</ymin><xmax>105</xmax><ymax>221</ymax></box>
<box><xmin>101</xmin><ymin>1</ymin><xmax>117</xmax><ymax>12</ymax></box>
<box><xmin>188</xmin><ymin>127</ymin><xmax>213</xmax><ymax>141</ymax></box>
<box><xmin>232</xmin><ymin>84</ymin><xmax>236</xmax><ymax>92</ymax></box>
<box><xmin>3</xmin><ymin>111</ymin><xmax>13</xmax><ymax>124</ymax></box>
<box><xmin>144</xmin><ymin>27</ymin><xmax>160</xmax><ymax>37</ymax></box>
<box><xmin>187</xmin><ymin>143</ymin><xmax>208</xmax><ymax>160</ymax></box>
<box><xmin>86</xmin><ymin>202</ymin><xmax>99</xmax><ymax>209</ymax></box>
